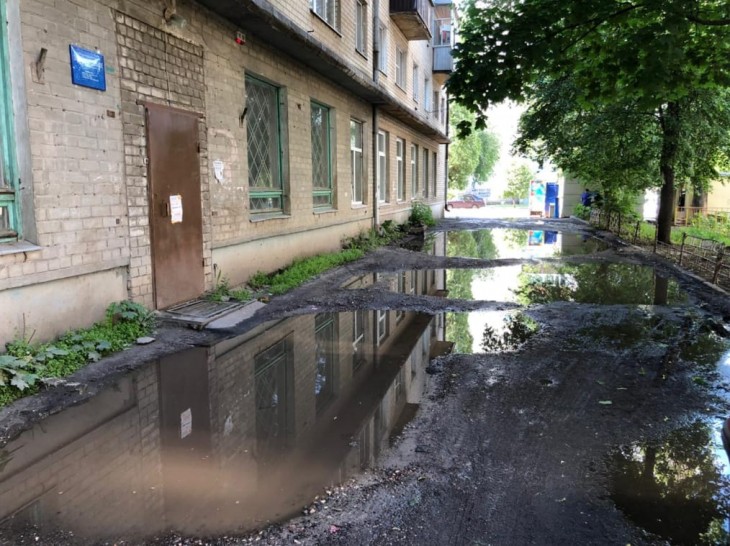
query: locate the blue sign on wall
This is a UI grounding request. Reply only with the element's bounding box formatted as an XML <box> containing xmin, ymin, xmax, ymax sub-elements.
<box><xmin>69</xmin><ymin>45</ymin><xmax>106</xmax><ymax>91</ymax></box>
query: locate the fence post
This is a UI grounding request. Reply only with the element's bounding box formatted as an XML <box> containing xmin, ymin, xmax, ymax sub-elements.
<box><xmin>678</xmin><ymin>232</ymin><xmax>687</xmax><ymax>266</ymax></box>
<box><xmin>634</xmin><ymin>221</ymin><xmax>640</xmax><ymax>244</ymax></box>
<box><xmin>617</xmin><ymin>213</ymin><xmax>622</xmax><ymax>237</ymax></box>
<box><xmin>712</xmin><ymin>246</ymin><xmax>726</xmax><ymax>285</ymax></box>
<box><xmin>653</xmin><ymin>223</ymin><xmax>658</xmax><ymax>253</ymax></box>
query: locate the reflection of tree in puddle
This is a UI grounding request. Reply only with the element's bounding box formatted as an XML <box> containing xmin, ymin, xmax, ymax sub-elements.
<box><xmin>514</xmin><ymin>263</ymin><xmax>686</xmax><ymax>305</ymax></box>
<box><xmin>445</xmin><ymin>231</ymin><xmax>498</xmax><ymax>353</ymax></box>
<box><xmin>503</xmin><ymin>229</ymin><xmax>528</xmax><ymax>249</ymax></box>
<box><xmin>481</xmin><ymin>313</ymin><xmax>539</xmax><ymax>352</ymax></box>
<box><xmin>577</xmin><ymin>312</ymin><xmax>679</xmax><ymax>349</ymax></box>
<box><xmin>609</xmin><ymin>421</ymin><xmax>730</xmax><ymax>545</ymax></box>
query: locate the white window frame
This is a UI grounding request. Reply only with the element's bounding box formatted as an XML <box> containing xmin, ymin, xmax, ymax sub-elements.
<box><xmin>377</xmin><ymin>23</ymin><xmax>388</xmax><ymax>74</ymax></box>
<box><xmin>395</xmin><ymin>47</ymin><xmax>406</xmax><ymax>89</ymax></box>
<box><xmin>410</xmin><ymin>143</ymin><xmax>418</xmax><ymax>198</ymax></box>
<box><xmin>377</xmin><ymin>309</ymin><xmax>388</xmax><ymax>344</ymax></box>
<box><xmin>412</xmin><ymin>63</ymin><xmax>419</xmax><ymax>101</ymax></box>
<box><xmin>377</xmin><ymin>130</ymin><xmax>388</xmax><ymax>203</ymax></box>
<box><xmin>350</xmin><ymin>119</ymin><xmax>364</xmax><ymax>204</ymax></box>
<box><xmin>423</xmin><ymin>148</ymin><xmax>429</xmax><ymax>198</ymax></box>
<box><xmin>355</xmin><ymin>0</ymin><xmax>367</xmax><ymax>55</ymax></box>
<box><xmin>432</xmin><ymin>150</ymin><xmax>437</xmax><ymax>197</ymax></box>
<box><xmin>396</xmin><ymin>138</ymin><xmax>405</xmax><ymax>201</ymax></box>
<box><xmin>311</xmin><ymin>0</ymin><xmax>340</xmax><ymax>30</ymax></box>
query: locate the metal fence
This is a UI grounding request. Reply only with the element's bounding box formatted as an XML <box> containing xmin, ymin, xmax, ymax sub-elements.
<box><xmin>588</xmin><ymin>210</ymin><xmax>730</xmax><ymax>291</ymax></box>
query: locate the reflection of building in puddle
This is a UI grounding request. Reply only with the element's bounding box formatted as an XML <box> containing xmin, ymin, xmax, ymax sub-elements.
<box><xmin>0</xmin><ymin>308</ymin><xmax>445</xmax><ymax>543</ymax></box>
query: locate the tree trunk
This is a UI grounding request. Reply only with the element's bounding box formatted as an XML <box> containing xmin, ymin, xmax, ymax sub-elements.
<box><xmin>657</xmin><ymin>103</ymin><xmax>681</xmax><ymax>244</ymax></box>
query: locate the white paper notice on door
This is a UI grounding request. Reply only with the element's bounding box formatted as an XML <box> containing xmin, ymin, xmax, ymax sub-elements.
<box><xmin>180</xmin><ymin>408</ymin><xmax>192</xmax><ymax>439</ymax></box>
<box><xmin>170</xmin><ymin>194</ymin><xmax>183</xmax><ymax>224</ymax></box>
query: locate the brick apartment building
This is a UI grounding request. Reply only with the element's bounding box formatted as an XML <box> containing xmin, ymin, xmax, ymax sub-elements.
<box><xmin>0</xmin><ymin>0</ymin><xmax>452</xmax><ymax>344</ymax></box>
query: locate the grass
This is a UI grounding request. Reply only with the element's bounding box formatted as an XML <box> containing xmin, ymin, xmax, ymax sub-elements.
<box><xmin>0</xmin><ymin>301</ymin><xmax>154</xmax><ymax>407</ymax></box>
<box><xmin>249</xmin><ymin>222</ymin><xmax>407</xmax><ymax>296</ymax></box>
<box><xmin>250</xmin><ymin>248</ymin><xmax>365</xmax><ymax>295</ymax></box>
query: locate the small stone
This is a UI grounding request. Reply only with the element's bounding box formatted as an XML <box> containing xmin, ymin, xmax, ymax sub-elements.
<box><xmin>136</xmin><ymin>336</ymin><xmax>156</xmax><ymax>345</ymax></box>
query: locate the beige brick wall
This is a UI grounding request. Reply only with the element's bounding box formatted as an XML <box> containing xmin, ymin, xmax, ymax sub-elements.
<box><xmin>0</xmin><ymin>0</ymin><xmax>447</xmax><ymax>343</ymax></box>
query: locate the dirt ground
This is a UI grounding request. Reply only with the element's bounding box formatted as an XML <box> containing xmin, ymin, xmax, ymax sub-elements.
<box><xmin>3</xmin><ymin>217</ymin><xmax>730</xmax><ymax>545</ymax></box>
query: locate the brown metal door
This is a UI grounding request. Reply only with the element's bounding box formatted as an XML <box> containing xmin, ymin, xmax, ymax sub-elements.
<box><xmin>146</xmin><ymin>104</ymin><xmax>204</xmax><ymax>309</ymax></box>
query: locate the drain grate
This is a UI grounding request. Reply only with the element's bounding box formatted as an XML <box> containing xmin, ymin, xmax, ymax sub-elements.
<box><xmin>165</xmin><ymin>300</ymin><xmax>242</xmax><ymax>320</ymax></box>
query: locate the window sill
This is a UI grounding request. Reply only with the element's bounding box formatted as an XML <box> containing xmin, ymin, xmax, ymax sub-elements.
<box><xmin>314</xmin><ymin>207</ymin><xmax>337</xmax><ymax>215</ymax></box>
<box><xmin>0</xmin><ymin>240</ymin><xmax>42</xmax><ymax>257</ymax></box>
<box><xmin>351</xmin><ymin>202</ymin><xmax>368</xmax><ymax>209</ymax></box>
<box><xmin>356</xmin><ymin>49</ymin><xmax>368</xmax><ymax>61</ymax></box>
<box><xmin>310</xmin><ymin>10</ymin><xmax>342</xmax><ymax>36</ymax></box>
<box><xmin>250</xmin><ymin>213</ymin><xmax>291</xmax><ymax>223</ymax></box>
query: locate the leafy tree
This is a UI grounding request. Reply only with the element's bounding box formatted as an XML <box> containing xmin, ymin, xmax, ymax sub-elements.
<box><xmin>449</xmin><ymin>0</ymin><xmax>730</xmax><ymax>243</ymax></box>
<box><xmin>503</xmin><ymin>163</ymin><xmax>533</xmax><ymax>204</ymax></box>
<box><xmin>474</xmin><ymin>131</ymin><xmax>500</xmax><ymax>182</ymax></box>
<box><xmin>449</xmin><ymin>103</ymin><xmax>500</xmax><ymax>190</ymax></box>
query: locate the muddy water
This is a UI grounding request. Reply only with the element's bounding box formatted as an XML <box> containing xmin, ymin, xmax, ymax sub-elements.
<box><xmin>0</xmin><ymin>310</ymin><xmax>443</xmax><ymax>544</ymax></box>
<box><xmin>606</xmin><ymin>339</ymin><xmax>730</xmax><ymax>545</ymax></box>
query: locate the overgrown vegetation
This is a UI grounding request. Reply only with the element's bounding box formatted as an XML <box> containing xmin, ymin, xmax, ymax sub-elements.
<box><xmin>208</xmin><ymin>271</ymin><xmax>252</xmax><ymax>302</ymax></box>
<box><xmin>0</xmin><ymin>301</ymin><xmax>155</xmax><ymax>407</ymax></box>
<box><xmin>409</xmin><ymin>201</ymin><xmax>436</xmax><ymax>227</ymax></box>
<box><xmin>249</xmin><ymin>222</ymin><xmax>410</xmax><ymax>296</ymax></box>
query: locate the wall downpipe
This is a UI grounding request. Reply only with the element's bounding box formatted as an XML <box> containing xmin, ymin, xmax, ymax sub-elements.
<box><xmin>372</xmin><ymin>0</ymin><xmax>380</xmax><ymax>229</ymax></box>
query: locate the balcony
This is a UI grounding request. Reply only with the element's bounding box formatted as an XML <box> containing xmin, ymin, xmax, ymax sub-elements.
<box><xmin>432</xmin><ymin>45</ymin><xmax>453</xmax><ymax>84</ymax></box>
<box><xmin>390</xmin><ymin>0</ymin><xmax>431</xmax><ymax>41</ymax></box>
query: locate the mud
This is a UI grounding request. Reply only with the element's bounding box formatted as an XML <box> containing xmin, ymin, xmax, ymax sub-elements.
<box><xmin>3</xmin><ymin>217</ymin><xmax>730</xmax><ymax>545</ymax></box>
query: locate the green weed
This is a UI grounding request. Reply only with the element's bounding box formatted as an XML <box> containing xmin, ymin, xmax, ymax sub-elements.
<box><xmin>1</xmin><ymin>301</ymin><xmax>155</xmax><ymax>407</ymax></box>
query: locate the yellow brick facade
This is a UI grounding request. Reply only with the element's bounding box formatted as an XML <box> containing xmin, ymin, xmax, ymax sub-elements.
<box><xmin>0</xmin><ymin>0</ymin><xmax>451</xmax><ymax>344</ymax></box>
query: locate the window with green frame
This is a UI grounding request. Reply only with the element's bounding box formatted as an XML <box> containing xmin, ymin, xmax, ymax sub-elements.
<box><xmin>0</xmin><ymin>3</ymin><xmax>18</xmax><ymax>242</ymax></box>
<box><xmin>311</xmin><ymin>101</ymin><xmax>333</xmax><ymax>209</ymax></box>
<box><xmin>246</xmin><ymin>75</ymin><xmax>284</xmax><ymax>213</ymax></box>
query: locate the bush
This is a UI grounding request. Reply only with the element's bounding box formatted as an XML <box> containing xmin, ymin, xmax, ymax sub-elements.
<box><xmin>409</xmin><ymin>201</ymin><xmax>436</xmax><ymax>227</ymax></box>
<box><xmin>573</xmin><ymin>203</ymin><xmax>591</xmax><ymax>220</ymax></box>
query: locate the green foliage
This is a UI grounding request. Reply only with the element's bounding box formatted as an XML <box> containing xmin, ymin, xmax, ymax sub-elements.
<box><xmin>482</xmin><ymin>313</ymin><xmax>540</xmax><ymax>352</ymax></box>
<box><xmin>573</xmin><ymin>204</ymin><xmax>592</xmax><ymax>220</ymax></box>
<box><xmin>250</xmin><ymin>249</ymin><xmax>365</xmax><ymax>295</ymax></box>
<box><xmin>449</xmin><ymin>0</ymin><xmax>730</xmax><ymax>243</ymax></box>
<box><xmin>448</xmin><ymin>103</ymin><xmax>500</xmax><ymax>190</ymax></box>
<box><xmin>503</xmin><ymin>163</ymin><xmax>533</xmax><ymax>203</ymax></box>
<box><xmin>409</xmin><ymin>201</ymin><xmax>436</xmax><ymax>227</ymax></box>
<box><xmin>208</xmin><ymin>271</ymin><xmax>252</xmax><ymax>302</ymax></box>
<box><xmin>1</xmin><ymin>301</ymin><xmax>155</xmax><ymax>407</ymax></box>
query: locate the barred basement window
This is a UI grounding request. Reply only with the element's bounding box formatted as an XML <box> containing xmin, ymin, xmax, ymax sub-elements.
<box><xmin>311</xmin><ymin>101</ymin><xmax>333</xmax><ymax>209</ymax></box>
<box><xmin>246</xmin><ymin>75</ymin><xmax>285</xmax><ymax>213</ymax></box>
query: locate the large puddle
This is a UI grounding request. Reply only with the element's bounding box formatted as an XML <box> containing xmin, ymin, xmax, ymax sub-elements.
<box><xmin>437</xmin><ymin>228</ymin><xmax>611</xmax><ymax>259</ymax></box>
<box><xmin>0</xmin><ymin>310</ymin><xmax>444</xmax><ymax>543</ymax></box>
<box><xmin>362</xmin><ymin>263</ymin><xmax>687</xmax><ymax>306</ymax></box>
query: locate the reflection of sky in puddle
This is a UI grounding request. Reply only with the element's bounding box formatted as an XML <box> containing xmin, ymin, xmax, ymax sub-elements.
<box><xmin>444</xmin><ymin>229</ymin><xmax>610</xmax><ymax>260</ymax></box>
<box><xmin>457</xmin><ymin>263</ymin><xmax>687</xmax><ymax>305</ymax></box>
<box><xmin>447</xmin><ymin>310</ymin><xmax>537</xmax><ymax>354</ymax></box>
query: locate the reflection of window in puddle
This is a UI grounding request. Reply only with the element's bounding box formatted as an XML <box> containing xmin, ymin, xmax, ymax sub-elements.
<box><xmin>315</xmin><ymin>313</ymin><xmax>337</xmax><ymax>414</ymax></box>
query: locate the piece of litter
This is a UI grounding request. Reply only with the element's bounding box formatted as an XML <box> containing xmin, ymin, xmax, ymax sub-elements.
<box><xmin>598</xmin><ymin>400</ymin><xmax>613</xmax><ymax>405</ymax></box>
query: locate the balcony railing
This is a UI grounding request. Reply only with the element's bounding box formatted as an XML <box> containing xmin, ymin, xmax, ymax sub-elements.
<box><xmin>433</xmin><ymin>45</ymin><xmax>453</xmax><ymax>72</ymax></box>
<box><xmin>390</xmin><ymin>0</ymin><xmax>431</xmax><ymax>41</ymax></box>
